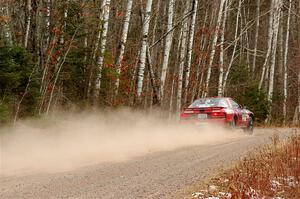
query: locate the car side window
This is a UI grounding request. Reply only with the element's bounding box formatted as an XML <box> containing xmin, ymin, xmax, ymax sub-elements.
<box><xmin>230</xmin><ymin>99</ymin><xmax>240</xmax><ymax>109</ymax></box>
<box><xmin>218</xmin><ymin>100</ymin><xmax>228</xmax><ymax>107</ymax></box>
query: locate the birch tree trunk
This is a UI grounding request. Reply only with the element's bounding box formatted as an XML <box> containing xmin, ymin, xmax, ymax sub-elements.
<box><xmin>176</xmin><ymin>5</ymin><xmax>189</xmax><ymax>114</ymax></box>
<box><xmin>136</xmin><ymin>0</ymin><xmax>153</xmax><ymax>100</ymax></box>
<box><xmin>283</xmin><ymin>0</ymin><xmax>291</xmax><ymax>125</ymax></box>
<box><xmin>267</xmin><ymin>0</ymin><xmax>282</xmax><ymax>106</ymax></box>
<box><xmin>204</xmin><ymin>0</ymin><xmax>225</xmax><ymax>97</ymax></box>
<box><xmin>252</xmin><ymin>0</ymin><xmax>260</xmax><ymax>73</ymax></box>
<box><xmin>114</xmin><ymin>0</ymin><xmax>133</xmax><ymax>96</ymax></box>
<box><xmin>218</xmin><ymin>0</ymin><xmax>228</xmax><ymax>97</ymax></box>
<box><xmin>259</xmin><ymin>0</ymin><xmax>275</xmax><ymax>90</ymax></box>
<box><xmin>87</xmin><ymin>3</ymin><xmax>105</xmax><ymax>99</ymax></box>
<box><xmin>183</xmin><ymin>0</ymin><xmax>198</xmax><ymax>104</ymax></box>
<box><xmin>160</xmin><ymin>0</ymin><xmax>174</xmax><ymax>100</ymax></box>
<box><xmin>24</xmin><ymin>0</ymin><xmax>32</xmax><ymax>48</ymax></box>
<box><xmin>94</xmin><ymin>0</ymin><xmax>111</xmax><ymax>102</ymax></box>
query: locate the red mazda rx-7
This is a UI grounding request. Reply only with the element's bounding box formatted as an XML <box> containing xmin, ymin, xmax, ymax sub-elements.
<box><xmin>180</xmin><ymin>97</ymin><xmax>254</xmax><ymax>133</ymax></box>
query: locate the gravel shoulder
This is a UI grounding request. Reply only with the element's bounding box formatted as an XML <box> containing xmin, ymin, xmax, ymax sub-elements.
<box><xmin>0</xmin><ymin>128</ymin><xmax>293</xmax><ymax>199</ymax></box>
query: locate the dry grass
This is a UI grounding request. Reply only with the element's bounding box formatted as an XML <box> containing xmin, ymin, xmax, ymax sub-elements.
<box><xmin>192</xmin><ymin>129</ymin><xmax>300</xmax><ymax>199</ymax></box>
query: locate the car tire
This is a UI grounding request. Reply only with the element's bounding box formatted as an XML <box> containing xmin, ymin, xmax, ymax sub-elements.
<box><xmin>229</xmin><ymin>117</ymin><xmax>236</xmax><ymax>129</ymax></box>
<box><xmin>243</xmin><ymin>116</ymin><xmax>254</xmax><ymax>134</ymax></box>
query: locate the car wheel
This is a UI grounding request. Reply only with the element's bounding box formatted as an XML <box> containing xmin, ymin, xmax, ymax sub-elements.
<box><xmin>229</xmin><ymin>117</ymin><xmax>236</xmax><ymax>129</ymax></box>
<box><xmin>244</xmin><ymin>116</ymin><xmax>254</xmax><ymax>134</ymax></box>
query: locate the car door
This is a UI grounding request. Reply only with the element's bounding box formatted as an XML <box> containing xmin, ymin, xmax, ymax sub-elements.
<box><xmin>240</xmin><ymin>108</ymin><xmax>250</xmax><ymax>127</ymax></box>
<box><xmin>229</xmin><ymin>99</ymin><xmax>243</xmax><ymax>125</ymax></box>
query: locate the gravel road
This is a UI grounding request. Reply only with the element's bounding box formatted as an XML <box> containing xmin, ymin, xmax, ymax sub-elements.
<box><xmin>0</xmin><ymin>128</ymin><xmax>293</xmax><ymax>199</ymax></box>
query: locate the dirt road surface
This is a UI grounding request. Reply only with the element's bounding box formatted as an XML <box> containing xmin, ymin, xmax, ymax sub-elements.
<box><xmin>0</xmin><ymin>128</ymin><xmax>293</xmax><ymax>199</ymax></box>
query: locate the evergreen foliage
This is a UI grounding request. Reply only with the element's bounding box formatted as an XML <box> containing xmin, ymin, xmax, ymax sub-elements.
<box><xmin>227</xmin><ymin>63</ymin><xmax>269</xmax><ymax>122</ymax></box>
<box><xmin>0</xmin><ymin>41</ymin><xmax>39</xmax><ymax>121</ymax></box>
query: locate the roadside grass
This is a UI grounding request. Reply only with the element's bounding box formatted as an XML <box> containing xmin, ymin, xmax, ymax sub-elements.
<box><xmin>192</xmin><ymin>129</ymin><xmax>300</xmax><ymax>199</ymax></box>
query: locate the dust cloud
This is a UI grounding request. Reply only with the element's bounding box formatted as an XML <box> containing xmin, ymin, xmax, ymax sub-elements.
<box><xmin>0</xmin><ymin>109</ymin><xmax>243</xmax><ymax>176</ymax></box>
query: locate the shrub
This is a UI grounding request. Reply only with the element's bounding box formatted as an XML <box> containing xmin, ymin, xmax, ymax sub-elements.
<box><xmin>0</xmin><ymin>41</ymin><xmax>40</xmax><ymax>121</ymax></box>
<box><xmin>227</xmin><ymin>63</ymin><xmax>269</xmax><ymax>123</ymax></box>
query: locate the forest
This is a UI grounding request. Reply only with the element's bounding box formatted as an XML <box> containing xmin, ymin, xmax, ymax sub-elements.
<box><xmin>0</xmin><ymin>0</ymin><xmax>299</xmax><ymax>125</ymax></box>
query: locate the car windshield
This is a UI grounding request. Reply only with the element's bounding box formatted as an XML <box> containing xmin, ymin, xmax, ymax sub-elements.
<box><xmin>189</xmin><ymin>98</ymin><xmax>228</xmax><ymax>108</ymax></box>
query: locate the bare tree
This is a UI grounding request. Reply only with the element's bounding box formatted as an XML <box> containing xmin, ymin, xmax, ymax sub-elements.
<box><xmin>259</xmin><ymin>0</ymin><xmax>275</xmax><ymax>90</ymax></box>
<box><xmin>39</xmin><ymin>0</ymin><xmax>51</xmax><ymax>94</ymax></box>
<box><xmin>136</xmin><ymin>0</ymin><xmax>153</xmax><ymax>100</ymax></box>
<box><xmin>160</xmin><ymin>0</ymin><xmax>175</xmax><ymax>100</ymax></box>
<box><xmin>13</xmin><ymin>68</ymin><xmax>36</xmax><ymax>124</ymax></box>
<box><xmin>218</xmin><ymin>0</ymin><xmax>229</xmax><ymax>97</ymax></box>
<box><xmin>115</xmin><ymin>0</ymin><xmax>133</xmax><ymax>96</ymax></box>
<box><xmin>24</xmin><ymin>0</ymin><xmax>32</xmax><ymax>48</ymax></box>
<box><xmin>267</xmin><ymin>0</ymin><xmax>282</xmax><ymax>104</ymax></box>
<box><xmin>191</xmin><ymin>9</ymin><xmax>208</xmax><ymax>102</ymax></box>
<box><xmin>283</xmin><ymin>0</ymin><xmax>291</xmax><ymax>125</ymax></box>
<box><xmin>222</xmin><ymin>0</ymin><xmax>241</xmax><ymax>95</ymax></box>
<box><xmin>44</xmin><ymin>0</ymin><xmax>50</xmax><ymax>46</ymax></box>
<box><xmin>252</xmin><ymin>0</ymin><xmax>260</xmax><ymax>73</ymax></box>
<box><xmin>176</xmin><ymin>4</ymin><xmax>189</xmax><ymax>114</ymax></box>
<box><xmin>59</xmin><ymin>0</ymin><xmax>69</xmax><ymax>45</ymax></box>
<box><xmin>183</xmin><ymin>0</ymin><xmax>198</xmax><ymax>103</ymax></box>
<box><xmin>3</xmin><ymin>0</ymin><xmax>300</xmax><ymax>124</ymax></box>
<box><xmin>94</xmin><ymin>0</ymin><xmax>111</xmax><ymax>102</ymax></box>
<box><xmin>46</xmin><ymin>29</ymin><xmax>78</xmax><ymax>114</ymax></box>
<box><xmin>204</xmin><ymin>0</ymin><xmax>226</xmax><ymax>97</ymax></box>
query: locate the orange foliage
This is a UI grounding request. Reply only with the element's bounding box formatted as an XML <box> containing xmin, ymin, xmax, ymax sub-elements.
<box><xmin>116</xmin><ymin>10</ymin><xmax>124</xmax><ymax>18</ymax></box>
<box><xmin>52</xmin><ymin>27</ymin><xmax>61</xmax><ymax>36</ymax></box>
<box><xmin>0</xmin><ymin>15</ymin><xmax>11</xmax><ymax>23</ymax></box>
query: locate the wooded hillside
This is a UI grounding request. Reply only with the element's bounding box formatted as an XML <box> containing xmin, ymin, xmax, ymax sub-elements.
<box><xmin>0</xmin><ymin>0</ymin><xmax>299</xmax><ymax>124</ymax></box>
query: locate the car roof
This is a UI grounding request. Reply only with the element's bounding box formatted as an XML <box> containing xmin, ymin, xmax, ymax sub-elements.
<box><xmin>195</xmin><ymin>97</ymin><xmax>231</xmax><ymax>100</ymax></box>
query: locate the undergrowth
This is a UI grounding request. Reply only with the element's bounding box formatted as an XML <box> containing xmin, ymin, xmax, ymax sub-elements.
<box><xmin>192</xmin><ymin>129</ymin><xmax>300</xmax><ymax>199</ymax></box>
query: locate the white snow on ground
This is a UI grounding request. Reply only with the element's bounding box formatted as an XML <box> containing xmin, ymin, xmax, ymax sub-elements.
<box><xmin>271</xmin><ymin>179</ymin><xmax>282</xmax><ymax>191</ymax></box>
<box><xmin>192</xmin><ymin>192</ymin><xmax>205</xmax><ymax>198</ymax></box>
<box><xmin>286</xmin><ymin>176</ymin><xmax>299</xmax><ymax>187</ymax></box>
<box><xmin>273</xmin><ymin>176</ymin><xmax>299</xmax><ymax>188</ymax></box>
<box><xmin>218</xmin><ymin>191</ymin><xmax>232</xmax><ymax>198</ymax></box>
<box><xmin>192</xmin><ymin>187</ymin><xmax>231</xmax><ymax>199</ymax></box>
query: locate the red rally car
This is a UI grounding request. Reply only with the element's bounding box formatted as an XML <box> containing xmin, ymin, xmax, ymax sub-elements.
<box><xmin>180</xmin><ymin>97</ymin><xmax>254</xmax><ymax>133</ymax></box>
